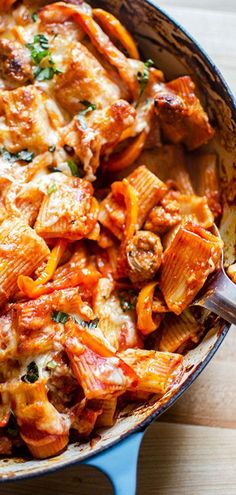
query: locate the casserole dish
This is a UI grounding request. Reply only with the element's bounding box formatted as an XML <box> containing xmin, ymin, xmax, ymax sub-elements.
<box><xmin>0</xmin><ymin>1</ymin><xmax>235</xmax><ymax>493</ymax></box>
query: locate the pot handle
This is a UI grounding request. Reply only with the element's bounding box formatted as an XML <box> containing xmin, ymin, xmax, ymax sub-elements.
<box><xmin>82</xmin><ymin>429</ymin><xmax>145</xmax><ymax>495</ymax></box>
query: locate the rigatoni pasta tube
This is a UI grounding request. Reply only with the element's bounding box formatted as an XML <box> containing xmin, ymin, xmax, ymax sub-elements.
<box><xmin>20</xmin><ymin>426</ymin><xmax>69</xmax><ymax>459</ymax></box>
<box><xmin>96</xmin><ymin>398</ymin><xmax>118</xmax><ymax>427</ymax></box>
<box><xmin>119</xmin><ymin>349</ymin><xmax>183</xmax><ymax>394</ymax></box>
<box><xmin>159</xmin><ymin>309</ymin><xmax>201</xmax><ymax>353</ymax></box>
<box><xmin>160</xmin><ymin>222</ymin><xmax>223</xmax><ymax>314</ymax></box>
<box><xmin>99</xmin><ymin>166</ymin><xmax>167</xmax><ymax>239</ymax></box>
<box><xmin>67</xmin><ymin>347</ymin><xmax>138</xmax><ymax>399</ymax></box>
<box><xmin>0</xmin><ymin>216</ymin><xmax>49</xmax><ymax>307</ymax></box>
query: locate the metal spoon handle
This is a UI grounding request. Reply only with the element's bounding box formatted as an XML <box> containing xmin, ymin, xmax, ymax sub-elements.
<box><xmin>195</xmin><ymin>270</ymin><xmax>236</xmax><ymax>325</ymax></box>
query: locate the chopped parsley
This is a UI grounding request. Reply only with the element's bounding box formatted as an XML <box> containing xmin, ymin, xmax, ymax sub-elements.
<box><xmin>26</xmin><ymin>34</ymin><xmax>63</xmax><ymax>81</ymax></box>
<box><xmin>136</xmin><ymin>59</ymin><xmax>154</xmax><ymax>106</ymax></box>
<box><xmin>76</xmin><ymin>100</ymin><xmax>96</xmax><ymax>129</ymax></box>
<box><xmin>74</xmin><ymin>316</ymin><xmax>100</xmax><ymax>329</ymax></box>
<box><xmin>118</xmin><ymin>290</ymin><xmax>137</xmax><ymax>312</ymax></box>
<box><xmin>67</xmin><ymin>160</ymin><xmax>84</xmax><ymax>178</ymax></box>
<box><xmin>51</xmin><ymin>312</ymin><xmax>100</xmax><ymax>328</ymax></box>
<box><xmin>34</xmin><ymin>66</ymin><xmax>62</xmax><ymax>81</ymax></box>
<box><xmin>79</xmin><ymin>100</ymin><xmax>97</xmax><ymax>114</ymax></box>
<box><xmin>52</xmin><ymin>310</ymin><xmax>69</xmax><ymax>324</ymax></box>
<box><xmin>31</xmin><ymin>11</ymin><xmax>38</xmax><ymax>23</ymax></box>
<box><xmin>48</xmin><ymin>183</ymin><xmax>57</xmax><ymax>195</ymax></box>
<box><xmin>21</xmin><ymin>361</ymin><xmax>39</xmax><ymax>384</ymax></box>
<box><xmin>17</xmin><ymin>150</ymin><xmax>35</xmax><ymax>162</ymax></box>
<box><xmin>0</xmin><ymin>148</ymin><xmax>35</xmax><ymax>163</ymax></box>
<box><xmin>80</xmin><ymin>317</ymin><xmax>100</xmax><ymax>329</ymax></box>
<box><xmin>26</xmin><ymin>34</ymin><xmax>49</xmax><ymax>64</ymax></box>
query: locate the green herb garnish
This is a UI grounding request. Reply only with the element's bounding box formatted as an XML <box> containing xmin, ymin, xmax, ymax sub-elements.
<box><xmin>81</xmin><ymin>317</ymin><xmax>100</xmax><ymax>329</ymax></box>
<box><xmin>26</xmin><ymin>34</ymin><xmax>63</xmax><ymax>81</ymax></box>
<box><xmin>31</xmin><ymin>12</ymin><xmax>38</xmax><ymax>22</ymax></box>
<box><xmin>34</xmin><ymin>66</ymin><xmax>63</xmax><ymax>81</ymax></box>
<box><xmin>76</xmin><ymin>100</ymin><xmax>96</xmax><ymax>129</ymax></box>
<box><xmin>0</xmin><ymin>148</ymin><xmax>35</xmax><ymax>163</ymax></box>
<box><xmin>74</xmin><ymin>316</ymin><xmax>100</xmax><ymax>329</ymax></box>
<box><xmin>79</xmin><ymin>100</ymin><xmax>97</xmax><ymax>114</ymax></box>
<box><xmin>118</xmin><ymin>290</ymin><xmax>137</xmax><ymax>312</ymax></box>
<box><xmin>26</xmin><ymin>34</ymin><xmax>49</xmax><ymax>64</ymax></box>
<box><xmin>21</xmin><ymin>361</ymin><xmax>39</xmax><ymax>384</ymax></box>
<box><xmin>48</xmin><ymin>183</ymin><xmax>57</xmax><ymax>195</ymax></box>
<box><xmin>136</xmin><ymin>59</ymin><xmax>154</xmax><ymax>106</ymax></box>
<box><xmin>52</xmin><ymin>311</ymin><xmax>69</xmax><ymax>324</ymax></box>
<box><xmin>0</xmin><ymin>148</ymin><xmax>14</xmax><ymax>162</ymax></box>
<box><xmin>67</xmin><ymin>160</ymin><xmax>84</xmax><ymax>178</ymax></box>
<box><xmin>17</xmin><ymin>150</ymin><xmax>35</xmax><ymax>162</ymax></box>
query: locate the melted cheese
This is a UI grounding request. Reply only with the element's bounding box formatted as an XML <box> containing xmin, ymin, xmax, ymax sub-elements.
<box><xmin>0</xmin><ymin>0</ymin><xmax>220</xmax><ymax>459</ymax></box>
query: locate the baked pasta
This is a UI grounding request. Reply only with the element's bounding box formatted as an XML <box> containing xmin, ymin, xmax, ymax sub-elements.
<box><xmin>0</xmin><ymin>0</ymin><xmax>225</xmax><ymax>459</ymax></box>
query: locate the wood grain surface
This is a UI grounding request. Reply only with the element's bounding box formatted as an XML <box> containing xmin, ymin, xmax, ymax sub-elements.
<box><xmin>2</xmin><ymin>1</ymin><xmax>236</xmax><ymax>494</ymax></box>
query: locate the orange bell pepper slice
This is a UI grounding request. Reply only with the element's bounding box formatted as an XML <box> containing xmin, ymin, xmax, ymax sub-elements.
<box><xmin>103</xmin><ymin>130</ymin><xmax>147</xmax><ymax>173</ymax></box>
<box><xmin>17</xmin><ymin>239</ymin><xmax>68</xmax><ymax>298</ymax></box>
<box><xmin>18</xmin><ymin>263</ymin><xmax>100</xmax><ymax>300</ymax></box>
<box><xmin>112</xmin><ymin>179</ymin><xmax>138</xmax><ymax>241</ymax></box>
<box><xmin>93</xmin><ymin>8</ymin><xmax>139</xmax><ymax>60</ymax></box>
<box><xmin>136</xmin><ymin>281</ymin><xmax>159</xmax><ymax>335</ymax></box>
<box><xmin>66</xmin><ymin>319</ymin><xmax>114</xmax><ymax>358</ymax></box>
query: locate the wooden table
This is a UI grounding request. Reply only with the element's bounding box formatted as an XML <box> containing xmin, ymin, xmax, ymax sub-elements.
<box><xmin>2</xmin><ymin>1</ymin><xmax>236</xmax><ymax>494</ymax></box>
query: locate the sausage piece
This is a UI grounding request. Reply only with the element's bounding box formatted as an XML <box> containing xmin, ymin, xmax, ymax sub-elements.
<box><xmin>126</xmin><ymin>230</ymin><xmax>163</xmax><ymax>284</ymax></box>
<box><xmin>0</xmin><ymin>39</ymin><xmax>33</xmax><ymax>85</ymax></box>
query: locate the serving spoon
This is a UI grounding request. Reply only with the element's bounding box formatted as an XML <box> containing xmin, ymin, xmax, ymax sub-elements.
<box><xmin>192</xmin><ymin>225</ymin><xmax>236</xmax><ymax>325</ymax></box>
